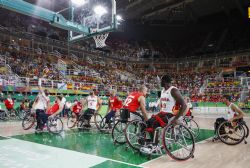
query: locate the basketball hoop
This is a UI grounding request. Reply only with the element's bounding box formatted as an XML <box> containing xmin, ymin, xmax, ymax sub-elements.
<box><xmin>93</xmin><ymin>33</ymin><xmax>109</xmax><ymax>48</ymax></box>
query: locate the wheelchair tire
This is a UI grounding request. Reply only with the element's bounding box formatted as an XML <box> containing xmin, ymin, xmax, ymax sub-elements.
<box><xmin>47</xmin><ymin>117</ymin><xmax>63</xmax><ymax>134</ymax></box>
<box><xmin>67</xmin><ymin>112</ymin><xmax>78</xmax><ymax>129</ymax></box>
<box><xmin>112</xmin><ymin>121</ymin><xmax>127</xmax><ymax>144</ymax></box>
<box><xmin>183</xmin><ymin>117</ymin><xmax>200</xmax><ymax>139</ymax></box>
<box><xmin>217</xmin><ymin>121</ymin><xmax>245</xmax><ymax>145</ymax></box>
<box><xmin>162</xmin><ymin>124</ymin><xmax>195</xmax><ymax>161</ymax></box>
<box><xmin>125</xmin><ymin>120</ymin><xmax>147</xmax><ymax>151</ymax></box>
<box><xmin>22</xmin><ymin>113</ymin><xmax>36</xmax><ymax>130</ymax></box>
<box><xmin>242</xmin><ymin>122</ymin><xmax>249</xmax><ymax>138</ymax></box>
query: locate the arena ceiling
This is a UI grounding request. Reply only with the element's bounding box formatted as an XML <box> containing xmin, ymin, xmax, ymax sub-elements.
<box><xmin>23</xmin><ymin>0</ymin><xmax>250</xmax><ymax>25</ymax></box>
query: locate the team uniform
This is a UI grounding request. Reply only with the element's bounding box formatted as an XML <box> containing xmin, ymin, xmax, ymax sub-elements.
<box><xmin>105</xmin><ymin>96</ymin><xmax>122</xmax><ymax>123</ymax></box>
<box><xmin>186</xmin><ymin>102</ymin><xmax>193</xmax><ymax>116</ymax></box>
<box><xmin>72</xmin><ymin>101</ymin><xmax>83</xmax><ymax>118</ymax></box>
<box><xmin>83</xmin><ymin>95</ymin><xmax>98</xmax><ymax>121</ymax></box>
<box><xmin>147</xmin><ymin>86</ymin><xmax>178</xmax><ymax>130</ymax></box>
<box><xmin>4</xmin><ymin>98</ymin><xmax>14</xmax><ymax>111</ymax></box>
<box><xmin>123</xmin><ymin>92</ymin><xmax>144</xmax><ymax>121</ymax></box>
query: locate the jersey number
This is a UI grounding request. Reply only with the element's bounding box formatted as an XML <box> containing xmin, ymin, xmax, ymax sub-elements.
<box><xmin>124</xmin><ymin>98</ymin><xmax>133</xmax><ymax>106</ymax></box>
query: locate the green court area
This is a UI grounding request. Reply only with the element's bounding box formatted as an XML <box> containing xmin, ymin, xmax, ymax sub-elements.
<box><xmin>0</xmin><ymin>136</ymin><xmax>8</xmax><ymax>140</ymax></box>
<box><xmin>11</xmin><ymin>129</ymin><xmax>214</xmax><ymax>167</ymax></box>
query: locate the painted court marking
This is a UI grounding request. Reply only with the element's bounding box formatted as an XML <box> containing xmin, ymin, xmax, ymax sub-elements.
<box><xmin>0</xmin><ymin>135</ymin><xmax>143</xmax><ymax>168</ymax></box>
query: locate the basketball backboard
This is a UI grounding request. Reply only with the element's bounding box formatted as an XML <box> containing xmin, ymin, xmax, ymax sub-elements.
<box><xmin>69</xmin><ymin>0</ymin><xmax>117</xmax><ymax>42</ymax></box>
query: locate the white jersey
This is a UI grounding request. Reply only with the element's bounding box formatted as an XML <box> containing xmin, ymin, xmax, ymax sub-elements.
<box><xmin>160</xmin><ymin>86</ymin><xmax>177</xmax><ymax>113</ymax></box>
<box><xmin>34</xmin><ymin>92</ymin><xmax>50</xmax><ymax>110</ymax></box>
<box><xmin>87</xmin><ymin>95</ymin><xmax>98</xmax><ymax>110</ymax></box>
<box><xmin>227</xmin><ymin>103</ymin><xmax>237</xmax><ymax>120</ymax></box>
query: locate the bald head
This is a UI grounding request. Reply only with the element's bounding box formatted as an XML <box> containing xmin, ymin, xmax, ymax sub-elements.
<box><xmin>139</xmin><ymin>85</ymin><xmax>148</xmax><ymax>96</ymax></box>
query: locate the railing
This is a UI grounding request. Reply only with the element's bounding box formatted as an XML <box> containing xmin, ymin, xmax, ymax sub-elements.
<box><xmin>0</xmin><ymin>75</ymin><xmax>159</xmax><ymax>93</ymax></box>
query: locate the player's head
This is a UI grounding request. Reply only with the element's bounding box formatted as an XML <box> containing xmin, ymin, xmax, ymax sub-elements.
<box><xmin>222</xmin><ymin>95</ymin><xmax>231</xmax><ymax>104</ymax></box>
<box><xmin>80</xmin><ymin>97</ymin><xmax>85</xmax><ymax>103</ymax></box>
<box><xmin>44</xmin><ymin>89</ymin><xmax>49</xmax><ymax>96</ymax></box>
<box><xmin>110</xmin><ymin>89</ymin><xmax>116</xmax><ymax>96</ymax></box>
<box><xmin>139</xmin><ymin>85</ymin><xmax>148</xmax><ymax>97</ymax></box>
<box><xmin>161</xmin><ymin>75</ymin><xmax>172</xmax><ymax>89</ymax></box>
<box><xmin>7</xmin><ymin>94</ymin><xmax>11</xmax><ymax>99</ymax></box>
<box><xmin>56</xmin><ymin>96</ymin><xmax>62</xmax><ymax>103</ymax></box>
<box><xmin>89</xmin><ymin>89</ymin><xmax>95</xmax><ymax>96</ymax></box>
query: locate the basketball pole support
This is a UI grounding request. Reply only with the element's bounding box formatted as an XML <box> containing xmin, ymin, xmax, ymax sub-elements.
<box><xmin>0</xmin><ymin>0</ymin><xmax>90</xmax><ymax>35</ymax></box>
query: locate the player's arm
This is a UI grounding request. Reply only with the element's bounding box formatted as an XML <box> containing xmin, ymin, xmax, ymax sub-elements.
<box><xmin>70</xmin><ymin>102</ymin><xmax>76</xmax><ymax>111</ymax></box>
<box><xmin>32</xmin><ymin>96</ymin><xmax>39</xmax><ymax>109</ymax></box>
<box><xmin>49</xmin><ymin>103</ymin><xmax>64</xmax><ymax>118</ymax></box>
<box><xmin>138</xmin><ymin>96</ymin><xmax>148</xmax><ymax>121</ymax></box>
<box><xmin>231</xmin><ymin>104</ymin><xmax>246</xmax><ymax>121</ymax></box>
<box><xmin>158</xmin><ymin>99</ymin><xmax>162</xmax><ymax>110</ymax></box>
<box><xmin>106</xmin><ymin>98</ymin><xmax>111</xmax><ymax>114</ymax></box>
<box><xmin>96</xmin><ymin>97</ymin><xmax>102</xmax><ymax>112</ymax></box>
<box><xmin>38</xmin><ymin>78</ymin><xmax>43</xmax><ymax>92</ymax></box>
<box><xmin>82</xmin><ymin>98</ymin><xmax>87</xmax><ymax>107</ymax></box>
<box><xmin>171</xmin><ymin>88</ymin><xmax>187</xmax><ymax>120</ymax></box>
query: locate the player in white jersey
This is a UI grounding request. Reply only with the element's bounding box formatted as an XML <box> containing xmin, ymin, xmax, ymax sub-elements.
<box><xmin>214</xmin><ymin>95</ymin><xmax>245</xmax><ymax>136</ymax></box>
<box><xmin>83</xmin><ymin>90</ymin><xmax>102</xmax><ymax>127</ymax></box>
<box><xmin>147</xmin><ymin>75</ymin><xmax>187</xmax><ymax>128</ymax></box>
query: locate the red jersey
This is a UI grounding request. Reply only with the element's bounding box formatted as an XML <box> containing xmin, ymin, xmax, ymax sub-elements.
<box><xmin>124</xmin><ymin>92</ymin><xmax>143</xmax><ymax>112</ymax></box>
<box><xmin>109</xmin><ymin>96</ymin><xmax>123</xmax><ymax>111</ymax></box>
<box><xmin>72</xmin><ymin>102</ymin><xmax>82</xmax><ymax>113</ymax></box>
<box><xmin>4</xmin><ymin>99</ymin><xmax>14</xmax><ymax>109</ymax></box>
<box><xmin>47</xmin><ymin>103</ymin><xmax>60</xmax><ymax>115</ymax></box>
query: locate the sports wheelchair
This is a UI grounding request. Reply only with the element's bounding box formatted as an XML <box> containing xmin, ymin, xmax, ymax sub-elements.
<box><xmin>124</xmin><ymin>113</ymin><xmax>195</xmax><ymax>161</ymax></box>
<box><xmin>111</xmin><ymin>109</ymin><xmax>143</xmax><ymax>144</ymax></box>
<box><xmin>213</xmin><ymin>118</ymin><xmax>249</xmax><ymax>145</ymax></box>
<box><xmin>22</xmin><ymin>110</ymin><xmax>63</xmax><ymax>134</ymax></box>
<box><xmin>67</xmin><ymin>109</ymin><xmax>103</xmax><ymax>130</ymax></box>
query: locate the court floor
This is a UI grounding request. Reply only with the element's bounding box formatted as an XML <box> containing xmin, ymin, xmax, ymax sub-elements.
<box><xmin>0</xmin><ymin>115</ymin><xmax>249</xmax><ymax>168</ymax></box>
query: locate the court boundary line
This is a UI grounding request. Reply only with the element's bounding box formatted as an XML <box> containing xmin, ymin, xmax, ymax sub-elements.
<box><xmin>0</xmin><ymin>133</ymin><xmax>143</xmax><ymax>168</ymax></box>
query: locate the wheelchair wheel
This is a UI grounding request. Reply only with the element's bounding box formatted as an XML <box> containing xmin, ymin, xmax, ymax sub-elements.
<box><xmin>22</xmin><ymin>113</ymin><xmax>36</xmax><ymax>130</ymax></box>
<box><xmin>77</xmin><ymin>114</ymin><xmax>85</xmax><ymax>128</ymax></box>
<box><xmin>98</xmin><ymin>117</ymin><xmax>107</xmax><ymax>130</ymax></box>
<box><xmin>241</xmin><ymin>122</ymin><xmax>249</xmax><ymax>138</ymax></box>
<box><xmin>125</xmin><ymin>120</ymin><xmax>147</xmax><ymax>151</ymax></box>
<box><xmin>9</xmin><ymin>109</ymin><xmax>18</xmax><ymax>120</ymax></box>
<box><xmin>47</xmin><ymin>117</ymin><xmax>63</xmax><ymax>134</ymax></box>
<box><xmin>112</xmin><ymin>121</ymin><xmax>127</xmax><ymax>144</ymax></box>
<box><xmin>162</xmin><ymin>124</ymin><xmax>195</xmax><ymax>161</ymax></box>
<box><xmin>217</xmin><ymin>121</ymin><xmax>245</xmax><ymax>145</ymax></box>
<box><xmin>67</xmin><ymin>112</ymin><xmax>78</xmax><ymax>129</ymax></box>
<box><xmin>18</xmin><ymin>109</ymin><xmax>29</xmax><ymax>120</ymax></box>
<box><xmin>183</xmin><ymin>117</ymin><xmax>200</xmax><ymax>139</ymax></box>
<box><xmin>94</xmin><ymin>113</ymin><xmax>103</xmax><ymax>129</ymax></box>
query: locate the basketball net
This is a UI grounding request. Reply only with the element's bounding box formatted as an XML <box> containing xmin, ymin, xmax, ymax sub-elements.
<box><xmin>93</xmin><ymin>33</ymin><xmax>109</xmax><ymax>48</ymax></box>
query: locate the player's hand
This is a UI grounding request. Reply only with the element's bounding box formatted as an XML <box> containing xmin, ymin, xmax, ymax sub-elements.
<box><xmin>48</xmin><ymin>115</ymin><xmax>54</xmax><ymax>120</ymax></box>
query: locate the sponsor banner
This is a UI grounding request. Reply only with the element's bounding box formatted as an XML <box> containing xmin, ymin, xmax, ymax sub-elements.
<box><xmin>57</xmin><ymin>83</ymin><xmax>67</xmax><ymax>90</ymax></box>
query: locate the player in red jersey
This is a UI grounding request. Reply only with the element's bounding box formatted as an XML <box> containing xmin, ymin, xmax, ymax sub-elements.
<box><xmin>4</xmin><ymin>94</ymin><xmax>14</xmax><ymax>111</ymax></box>
<box><xmin>71</xmin><ymin>98</ymin><xmax>84</xmax><ymax>119</ymax></box>
<box><xmin>123</xmin><ymin>85</ymin><xmax>148</xmax><ymax>121</ymax></box>
<box><xmin>105</xmin><ymin>89</ymin><xmax>122</xmax><ymax>124</ymax></box>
